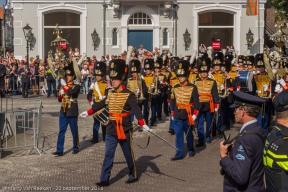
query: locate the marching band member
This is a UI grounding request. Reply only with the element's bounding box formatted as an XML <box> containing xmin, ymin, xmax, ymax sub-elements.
<box><xmin>254</xmin><ymin>53</ymin><xmax>274</xmax><ymax>132</ymax></box>
<box><xmin>79</xmin><ymin>59</ymin><xmax>151</xmax><ymax>186</ymax></box>
<box><xmin>194</xmin><ymin>56</ymin><xmax>219</xmax><ymax>146</ymax></box>
<box><xmin>127</xmin><ymin>59</ymin><xmax>148</xmax><ymax>122</ymax></box>
<box><xmin>53</xmin><ymin>60</ymin><xmax>81</xmax><ymax>156</ymax></box>
<box><xmin>169</xmin><ymin>60</ymin><xmax>200</xmax><ymax>160</ymax></box>
<box><xmin>160</xmin><ymin>57</ymin><xmax>171</xmax><ymax>116</ymax></box>
<box><xmin>87</xmin><ymin>62</ymin><xmax>108</xmax><ymax>144</ymax></box>
<box><xmin>154</xmin><ymin>57</ymin><xmax>168</xmax><ymax>121</ymax></box>
<box><xmin>275</xmin><ymin>62</ymin><xmax>288</xmax><ymax>92</ymax></box>
<box><xmin>188</xmin><ymin>58</ymin><xmax>200</xmax><ymax>84</ymax></box>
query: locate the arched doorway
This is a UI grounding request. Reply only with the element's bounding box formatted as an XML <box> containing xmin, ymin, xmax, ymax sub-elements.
<box><xmin>127</xmin><ymin>12</ymin><xmax>153</xmax><ymax>52</ymax></box>
<box><xmin>198</xmin><ymin>11</ymin><xmax>234</xmax><ymax>50</ymax></box>
<box><xmin>43</xmin><ymin>11</ymin><xmax>81</xmax><ymax>58</ymax></box>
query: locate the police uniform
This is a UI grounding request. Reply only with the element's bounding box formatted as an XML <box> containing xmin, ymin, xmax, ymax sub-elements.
<box><xmin>254</xmin><ymin>54</ymin><xmax>273</xmax><ymax>132</ymax></box>
<box><xmin>87</xmin><ymin>62</ymin><xmax>108</xmax><ymax>143</ymax></box>
<box><xmin>194</xmin><ymin>56</ymin><xmax>219</xmax><ymax>145</ymax></box>
<box><xmin>53</xmin><ymin>61</ymin><xmax>81</xmax><ymax>156</ymax></box>
<box><xmin>154</xmin><ymin>57</ymin><xmax>168</xmax><ymax>121</ymax></box>
<box><xmin>263</xmin><ymin>90</ymin><xmax>288</xmax><ymax>192</ymax></box>
<box><xmin>18</xmin><ymin>66</ymin><xmax>29</xmax><ymax>98</ymax></box>
<box><xmin>80</xmin><ymin>59</ymin><xmax>149</xmax><ymax>186</ymax></box>
<box><xmin>127</xmin><ymin>59</ymin><xmax>148</xmax><ymax>122</ymax></box>
<box><xmin>169</xmin><ymin>60</ymin><xmax>200</xmax><ymax>160</ymax></box>
<box><xmin>220</xmin><ymin>91</ymin><xmax>267</xmax><ymax>192</ymax></box>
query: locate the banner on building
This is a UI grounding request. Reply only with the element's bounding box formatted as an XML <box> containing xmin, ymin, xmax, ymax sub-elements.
<box><xmin>246</xmin><ymin>0</ymin><xmax>258</xmax><ymax>16</ymax></box>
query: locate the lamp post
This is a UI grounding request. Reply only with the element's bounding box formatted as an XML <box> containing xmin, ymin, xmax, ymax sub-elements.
<box><xmin>246</xmin><ymin>28</ymin><xmax>254</xmax><ymax>50</ymax></box>
<box><xmin>22</xmin><ymin>23</ymin><xmax>33</xmax><ymax>67</ymax></box>
<box><xmin>183</xmin><ymin>28</ymin><xmax>191</xmax><ymax>51</ymax></box>
<box><xmin>91</xmin><ymin>29</ymin><xmax>99</xmax><ymax>50</ymax></box>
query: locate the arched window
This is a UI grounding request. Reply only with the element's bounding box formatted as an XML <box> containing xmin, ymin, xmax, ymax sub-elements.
<box><xmin>112</xmin><ymin>28</ymin><xmax>118</xmax><ymax>46</ymax></box>
<box><xmin>128</xmin><ymin>12</ymin><xmax>152</xmax><ymax>25</ymax></box>
<box><xmin>198</xmin><ymin>11</ymin><xmax>234</xmax><ymax>50</ymax></box>
<box><xmin>163</xmin><ymin>28</ymin><xmax>168</xmax><ymax>46</ymax></box>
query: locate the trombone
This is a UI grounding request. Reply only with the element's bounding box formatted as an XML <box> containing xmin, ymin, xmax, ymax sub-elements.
<box><xmin>137</xmin><ymin>73</ymin><xmax>146</xmax><ymax>100</ymax></box>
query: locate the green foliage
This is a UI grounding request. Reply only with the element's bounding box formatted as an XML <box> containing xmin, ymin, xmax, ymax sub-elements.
<box><xmin>269</xmin><ymin>0</ymin><xmax>288</xmax><ymax>20</ymax></box>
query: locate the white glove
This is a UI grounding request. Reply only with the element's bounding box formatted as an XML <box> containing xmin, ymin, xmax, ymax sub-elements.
<box><xmin>220</xmin><ymin>84</ymin><xmax>225</xmax><ymax>90</ymax></box>
<box><xmin>142</xmin><ymin>125</ymin><xmax>151</xmax><ymax>132</ymax></box>
<box><xmin>192</xmin><ymin>115</ymin><xmax>197</xmax><ymax>121</ymax></box>
<box><xmin>136</xmin><ymin>87</ymin><xmax>140</xmax><ymax>94</ymax></box>
<box><xmin>60</xmin><ymin>89</ymin><xmax>65</xmax><ymax>95</ymax></box>
<box><xmin>73</xmin><ymin>79</ymin><xmax>79</xmax><ymax>84</ymax></box>
<box><xmin>263</xmin><ymin>84</ymin><xmax>268</xmax><ymax>92</ymax></box>
<box><xmin>79</xmin><ymin>111</ymin><xmax>88</xmax><ymax>118</ymax></box>
<box><xmin>150</xmin><ymin>83</ymin><xmax>155</xmax><ymax>89</ymax></box>
<box><xmin>256</xmin><ymin>71</ymin><xmax>260</xmax><ymax>74</ymax></box>
<box><xmin>90</xmin><ymin>101</ymin><xmax>94</xmax><ymax>106</ymax></box>
<box><xmin>279</xmin><ymin>78</ymin><xmax>286</xmax><ymax>86</ymax></box>
<box><xmin>159</xmin><ymin>80</ymin><xmax>163</xmax><ymax>84</ymax></box>
<box><xmin>252</xmin><ymin>71</ymin><xmax>256</xmax><ymax>75</ymax></box>
<box><xmin>90</xmin><ymin>83</ymin><xmax>94</xmax><ymax>90</ymax></box>
<box><xmin>60</xmin><ymin>79</ymin><xmax>67</xmax><ymax>86</ymax></box>
<box><xmin>214</xmin><ymin>108</ymin><xmax>218</xmax><ymax>112</ymax></box>
<box><xmin>171</xmin><ymin>116</ymin><xmax>174</xmax><ymax>121</ymax></box>
<box><xmin>275</xmin><ymin>84</ymin><xmax>281</xmax><ymax>93</ymax></box>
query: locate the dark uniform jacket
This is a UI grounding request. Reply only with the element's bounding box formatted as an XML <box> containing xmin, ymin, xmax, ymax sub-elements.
<box><xmin>194</xmin><ymin>78</ymin><xmax>219</xmax><ymax>112</ymax></box>
<box><xmin>220</xmin><ymin>121</ymin><xmax>267</xmax><ymax>192</ymax></box>
<box><xmin>58</xmin><ymin>82</ymin><xmax>81</xmax><ymax>117</ymax></box>
<box><xmin>169</xmin><ymin>82</ymin><xmax>200</xmax><ymax>120</ymax></box>
<box><xmin>87</xmin><ymin>86</ymin><xmax>145</xmax><ymax>136</ymax></box>
<box><xmin>18</xmin><ymin>67</ymin><xmax>30</xmax><ymax>82</ymax></box>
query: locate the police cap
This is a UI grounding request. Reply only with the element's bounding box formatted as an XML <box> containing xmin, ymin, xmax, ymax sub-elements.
<box><xmin>230</xmin><ymin>91</ymin><xmax>266</xmax><ymax>108</ymax></box>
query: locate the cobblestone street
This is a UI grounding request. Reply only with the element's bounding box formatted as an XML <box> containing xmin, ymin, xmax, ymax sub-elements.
<box><xmin>0</xmin><ymin>95</ymin><xmax>243</xmax><ymax>192</ymax></box>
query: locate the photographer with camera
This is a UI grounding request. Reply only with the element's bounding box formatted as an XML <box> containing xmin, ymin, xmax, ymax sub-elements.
<box><xmin>219</xmin><ymin>91</ymin><xmax>266</xmax><ymax>192</ymax></box>
<box><xmin>199</xmin><ymin>44</ymin><xmax>207</xmax><ymax>53</ymax></box>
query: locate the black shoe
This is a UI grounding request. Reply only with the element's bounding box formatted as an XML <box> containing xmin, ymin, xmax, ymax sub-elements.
<box><xmin>206</xmin><ymin>140</ymin><xmax>212</xmax><ymax>144</ymax></box>
<box><xmin>212</xmin><ymin>133</ymin><xmax>216</xmax><ymax>137</ymax></box>
<box><xmin>96</xmin><ymin>181</ymin><xmax>109</xmax><ymax>187</ymax></box>
<box><xmin>52</xmin><ymin>151</ymin><xmax>63</xmax><ymax>156</ymax></box>
<box><xmin>171</xmin><ymin>157</ymin><xmax>183</xmax><ymax>161</ymax></box>
<box><xmin>72</xmin><ymin>150</ymin><xmax>79</xmax><ymax>154</ymax></box>
<box><xmin>125</xmin><ymin>178</ymin><xmax>139</xmax><ymax>184</ymax></box>
<box><xmin>47</xmin><ymin>95</ymin><xmax>50</xmax><ymax>98</ymax></box>
<box><xmin>158</xmin><ymin>117</ymin><xmax>162</xmax><ymax>121</ymax></box>
<box><xmin>218</xmin><ymin>131</ymin><xmax>223</xmax><ymax>135</ymax></box>
<box><xmin>189</xmin><ymin>152</ymin><xmax>196</xmax><ymax>157</ymax></box>
<box><xmin>165</xmin><ymin>113</ymin><xmax>169</xmax><ymax>117</ymax></box>
<box><xmin>195</xmin><ymin>143</ymin><xmax>204</xmax><ymax>147</ymax></box>
<box><xmin>90</xmin><ymin>139</ymin><xmax>98</xmax><ymax>144</ymax></box>
<box><xmin>150</xmin><ymin>123</ymin><xmax>155</xmax><ymax>126</ymax></box>
<box><xmin>170</xmin><ymin>130</ymin><xmax>175</xmax><ymax>135</ymax></box>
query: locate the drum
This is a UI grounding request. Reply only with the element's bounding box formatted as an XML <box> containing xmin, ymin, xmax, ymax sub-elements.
<box><xmin>238</xmin><ymin>71</ymin><xmax>253</xmax><ymax>92</ymax></box>
<box><xmin>93</xmin><ymin>107</ymin><xmax>110</xmax><ymax>126</ymax></box>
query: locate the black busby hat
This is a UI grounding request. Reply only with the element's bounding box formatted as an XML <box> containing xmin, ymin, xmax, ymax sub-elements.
<box><xmin>64</xmin><ymin>59</ymin><xmax>81</xmax><ymax>80</ymax></box>
<box><xmin>212</xmin><ymin>52</ymin><xmax>224</xmax><ymax>66</ymax></box>
<box><xmin>190</xmin><ymin>58</ymin><xmax>197</xmax><ymax>69</ymax></box>
<box><xmin>154</xmin><ymin>57</ymin><xmax>163</xmax><ymax>69</ymax></box>
<box><xmin>225</xmin><ymin>53</ymin><xmax>234</xmax><ymax>62</ymax></box>
<box><xmin>174</xmin><ymin>60</ymin><xmax>190</xmax><ymax>77</ymax></box>
<box><xmin>198</xmin><ymin>57</ymin><xmax>211</xmax><ymax>73</ymax></box>
<box><xmin>144</xmin><ymin>58</ymin><xmax>154</xmax><ymax>70</ymax></box>
<box><xmin>129</xmin><ymin>59</ymin><xmax>141</xmax><ymax>73</ymax></box>
<box><xmin>224</xmin><ymin>59</ymin><xmax>232</xmax><ymax>72</ymax></box>
<box><xmin>254</xmin><ymin>53</ymin><xmax>264</xmax><ymax>68</ymax></box>
<box><xmin>199</xmin><ymin>52</ymin><xmax>208</xmax><ymax>58</ymax></box>
<box><xmin>246</xmin><ymin>55</ymin><xmax>255</xmax><ymax>65</ymax></box>
<box><xmin>238</xmin><ymin>55</ymin><xmax>245</xmax><ymax>63</ymax></box>
<box><xmin>94</xmin><ymin>62</ymin><xmax>106</xmax><ymax>76</ymax></box>
<box><xmin>109</xmin><ymin>59</ymin><xmax>128</xmax><ymax>81</ymax></box>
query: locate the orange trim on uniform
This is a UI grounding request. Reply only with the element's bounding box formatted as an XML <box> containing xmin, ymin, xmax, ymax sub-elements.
<box><xmin>62</xmin><ymin>85</ymin><xmax>70</xmax><ymax>92</ymax></box>
<box><xmin>176</xmin><ymin>103</ymin><xmax>194</xmax><ymax>125</ymax></box>
<box><xmin>229</xmin><ymin>87</ymin><xmax>234</xmax><ymax>92</ymax></box>
<box><xmin>110</xmin><ymin>112</ymin><xmax>131</xmax><ymax>140</ymax></box>
<box><xmin>199</xmin><ymin>94</ymin><xmax>215</xmax><ymax>113</ymax></box>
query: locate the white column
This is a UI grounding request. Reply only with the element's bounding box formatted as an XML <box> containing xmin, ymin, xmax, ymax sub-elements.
<box><xmin>121</xmin><ymin>26</ymin><xmax>128</xmax><ymax>52</ymax></box>
<box><xmin>154</xmin><ymin>26</ymin><xmax>160</xmax><ymax>49</ymax></box>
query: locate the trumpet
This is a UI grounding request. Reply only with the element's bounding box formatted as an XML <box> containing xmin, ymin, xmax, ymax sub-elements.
<box><xmin>137</xmin><ymin>73</ymin><xmax>146</xmax><ymax>100</ymax></box>
<box><xmin>151</xmin><ymin>73</ymin><xmax>159</xmax><ymax>95</ymax></box>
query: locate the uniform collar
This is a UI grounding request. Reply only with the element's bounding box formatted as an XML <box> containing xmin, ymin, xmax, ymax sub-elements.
<box><xmin>240</xmin><ymin>119</ymin><xmax>257</xmax><ymax>133</ymax></box>
<box><xmin>179</xmin><ymin>81</ymin><xmax>188</xmax><ymax>87</ymax></box>
<box><xmin>274</xmin><ymin>122</ymin><xmax>288</xmax><ymax>136</ymax></box>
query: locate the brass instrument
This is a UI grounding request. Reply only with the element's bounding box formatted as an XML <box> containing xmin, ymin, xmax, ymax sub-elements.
<box><xmin>151</xmin><ymin>72</ymin><xmax>159</xmax><ymax>95</ymax></box>
<box><xmin>137</xmin><ymin>73</ymin><xmax>146</xmax><ymax>100</ymax></box>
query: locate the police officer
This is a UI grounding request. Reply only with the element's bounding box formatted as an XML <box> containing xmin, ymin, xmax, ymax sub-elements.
<box><xmin>263</xmin><ymin>89</ymin><xmax>288</xmax><ymax>192</ymax></box>
<box><xmin>87</xmin><ymin>62</ymin><xmax>108</xmax><ymax>143</ymax></box>
<box><xmin>52</xmin><ymin>60</ymin><xmax>81</xmax><ymax>156</ymax></box>
<box><xmin>79</xmin><ymin>59</ymin><xmax>151</xmax><ymax>186</ymax></box>
<box><xmin>220</xmin><ymin>91</ymin><xmax>267</xmax><ymax>192</ymax></box>
<box><xmin>170</xmin><ymin>60</ymin><xmax>199</xmax><ymax>160</ymax></box>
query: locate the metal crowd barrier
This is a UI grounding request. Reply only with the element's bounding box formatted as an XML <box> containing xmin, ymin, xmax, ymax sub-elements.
<box><xmin>0</xmin><ymin>97</ymin><xmax>44</xmax><ymax>158</ymax></box>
